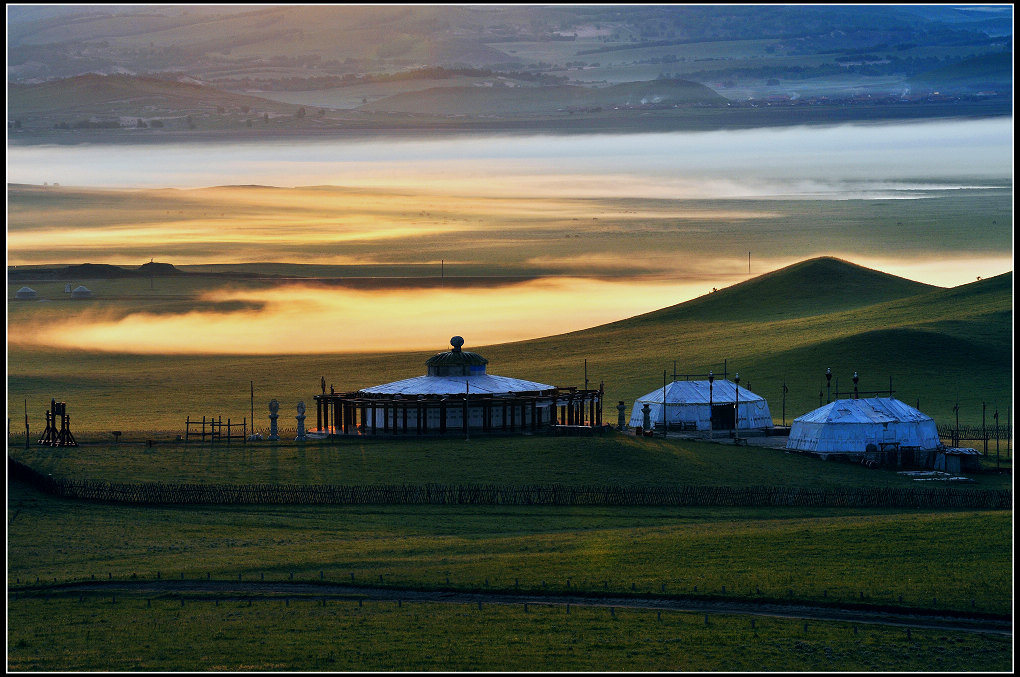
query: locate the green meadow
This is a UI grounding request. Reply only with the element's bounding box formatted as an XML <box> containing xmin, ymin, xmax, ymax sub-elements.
<box><xmin>7</xmin><ymin>595</ymin><xmax>1011</xmax><ymax>672</ymax></box>
<box><xmin>7</xmin><ymin>483</ymin><xmax>1011</xmax><ymax>616</ymax></box>
<box><xmin>7</xmin><ymin>435</ymin><xmax>1013</xmax><ymax>489</ymax></box>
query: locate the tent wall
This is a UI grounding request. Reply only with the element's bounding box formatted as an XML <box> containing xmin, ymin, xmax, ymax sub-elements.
<box><xmin>787</xmin><ymin>418</ymin><xmax>940</xmax><ymax>454</ymax></box>
<box><xmin>629</xmin><ymin>400</ymin><xmax>772</xmax><ymax>431</ymax></box>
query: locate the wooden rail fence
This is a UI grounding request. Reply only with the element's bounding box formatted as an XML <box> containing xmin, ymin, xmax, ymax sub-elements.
<box><xmin>8</xmin><ymin>457</ymin><xmax>1010</xmax><ymax>509</ymax></box>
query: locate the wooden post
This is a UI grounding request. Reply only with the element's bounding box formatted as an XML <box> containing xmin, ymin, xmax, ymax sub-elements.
<box><xmin>464</xmin><ymin>386</ymin><xmax>470</xmax><ymax>441</ymax></box>
<box><xmin>185</xmin><ymin>415</ymin><xmax>190</xmax><ymax>443</ymax></box>
<box><xmin>316</xmin><ymin>398</ymin><xmax>322</xmax><ymax>433</ymax></box>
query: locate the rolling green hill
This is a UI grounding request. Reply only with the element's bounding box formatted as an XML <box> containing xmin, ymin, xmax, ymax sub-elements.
<box><xmin>359</xmin><ymin>78</ymin><xmax>726</xmax><ymax>116</ymax></box>
<box><xmin>624</xmin><ymin>256</ymin><xmax>938</xmax><ymax>323</ymax></box>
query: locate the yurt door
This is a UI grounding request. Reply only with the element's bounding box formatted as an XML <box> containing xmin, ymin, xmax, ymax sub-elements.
<box><xmin>711</xmin><ymin>405</ymin><xmax>735</xmax><ymax>430</ymax></box>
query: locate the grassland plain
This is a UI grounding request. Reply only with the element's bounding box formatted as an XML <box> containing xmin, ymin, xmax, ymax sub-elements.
<box><xmin>7</xmin><ymin>482</ymin><xmax>1011</xmax><ymax>616</ymax></box>
<box><xmin>7</xmin><ymin>435</ymin><xmax>1013</xmax><ymax>489</ymax></box>
<box><xmin>9</xmin><ymin>185</ymin><xmax>1010</xmax><ymax>268</ymax></box>
<box><xmin>6</xmin><ymin>595</ymin><xmax>1011</xmax><ymax>671</ymax></box>
<box><xmin>7</xmin><ymin>258</ymin><xmax>1012</xmax><ymax>432</ymax></box>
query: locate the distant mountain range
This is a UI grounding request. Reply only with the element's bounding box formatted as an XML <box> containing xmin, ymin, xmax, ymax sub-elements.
<box><xmin>10</xmin><ymin>262</ymin><xmax>186</xmax><ymax>280</ymax></box>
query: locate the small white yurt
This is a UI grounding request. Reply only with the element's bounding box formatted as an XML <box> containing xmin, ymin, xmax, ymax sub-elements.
<box><xmin>15</xmin><ymin>286</ymin><xmax>37</xmax><ymax>300</ymax></box>
<box><xmin>629</xmin><ymin>379</ymin><xmax>773</xmax><ymax>432</ymax></box>
<box><xmin>70</xmin><ymin>285</ymin><xmax>93</xmax><ymax>299</ymax></box>
<box><xmin>786</xmin><ymin>397</ymin><xmax>939</xmax><ymax>456</ymax></box>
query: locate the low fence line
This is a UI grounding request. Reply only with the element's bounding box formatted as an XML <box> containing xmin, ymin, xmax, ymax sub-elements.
<box><xmin>8</xmin><ymin>457</ymin><xmax>1010</xmax><ymax>509</ymax></box>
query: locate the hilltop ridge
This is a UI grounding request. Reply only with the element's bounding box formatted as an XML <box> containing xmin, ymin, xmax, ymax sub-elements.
<box><xmin>622</xmin><ymin>256</ymin><xmax>939</xmax><ymax>325</ymax></box>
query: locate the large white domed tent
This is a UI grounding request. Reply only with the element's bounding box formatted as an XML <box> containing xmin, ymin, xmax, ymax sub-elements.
<box><xmin>786</xmin><ymin>397</ymin><xmax>939</xmax><ymax>456</ymax></box>
<box><xmin>70</xmin><ymin>285</ymin><xmax>93</xmax><ymax>299</ymax></box>
<box><xmin>628</xmin><ymin>379</ymin><xmax>773</xmax><ymax>432</ymax></box>
<box><xmin>15</xmin><ymin>287</ymin><xmax>38</xmax><ymax>300</ymax></box>
<box><xmin>313</xmin><ymin>337</ymin><xmax>604</xmax><ymax>436</ymax></box>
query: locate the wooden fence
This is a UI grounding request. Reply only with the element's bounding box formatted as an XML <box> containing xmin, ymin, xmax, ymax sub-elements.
<box><xmin>9</xmin><ymin>457</ymin><xmax>1010</xmax><ymax>509</ymax></box>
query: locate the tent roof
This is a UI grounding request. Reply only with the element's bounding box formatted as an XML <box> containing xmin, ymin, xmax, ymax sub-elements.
<box><xmin>361</xmin><ymin>373</ymin><xmax>555</xmax><ymax>396</ymax></box>
<box><xmin>793</xmin><ymin>397</ymin><xmax>933</xmax><ymax>425</ymax></box>
<box><xmin>634</xmin><ymin>379</ymin><xmax>766</xmax><ymax>405</ymax></box>
<box><xmin>72</xmin><ymin>285</ymin><xmax>91</xmax><ymax>292</ymax></box>
<box><xmin>16</xmin><ymin>287</ymin><xmax>36</xmax><ymax>293</ymax></box>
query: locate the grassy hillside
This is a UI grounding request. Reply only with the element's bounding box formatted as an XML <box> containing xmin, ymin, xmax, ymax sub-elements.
<box><xmin>911</xmin><ymin>51</ymin><xmax>1013</xmax><ymax>90</ymax></box>
<box><xmin>359</xmin><ymin>78</ymin><xmax>726</xmax><ymax>115</ymax></box>
<box><xmin>8</xmin><ymin>73</ymin><xmax>294</xmax><ymax>118</ymax></box>
<box><xmin>623</xmin><ymin>256</ymin><xmax>937</xmax><ymax>323</ymax></box>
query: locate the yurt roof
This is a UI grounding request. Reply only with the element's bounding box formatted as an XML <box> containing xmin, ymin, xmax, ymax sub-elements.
<box><xmin>793</xmin><ymin>398</ymin><xmax>932</xmax><ymax>425</ymax></box>
<box><xmin>425</xmin><ymin>335</ymin><xmax>488</xmax><ymax>368</ymax></box>
<box><xmin>634</xmin><ymin>379</ymin><xmax>766</xmax><ymax>405</ymax></box>
<box><xmin>361</xmin><ymin>374</ymin><xmax>555</xmax><ymax>396</ymax></box>
<box><xmin>72</xmin><ymin>285</ymin><xmax>91</xmax><ymax>292</ymax></box>
<box><xmin>16</xmin><ymin>287</ymin><xmax>36</xmax><ymax>294</ymax></box>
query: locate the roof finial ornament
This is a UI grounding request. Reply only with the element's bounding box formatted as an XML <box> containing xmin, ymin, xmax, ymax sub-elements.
<box><xmin>450</xmin><ymin>336</ymin><xmax>464</xmax><ymax>352</ymax></box>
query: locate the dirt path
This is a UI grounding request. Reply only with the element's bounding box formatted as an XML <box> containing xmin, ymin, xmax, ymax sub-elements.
<box><xmin>13</xmin><ymin>580</ymin><xmax>1011</xmax><ymax>636</ymax></box>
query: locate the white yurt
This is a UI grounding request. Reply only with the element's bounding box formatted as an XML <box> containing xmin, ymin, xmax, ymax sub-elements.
<box><xmin>70</xmin><ymin>285</ymin><xmax>93</xmax><ymax>299</ymax></box>
<box><xmin>628</xmin><ymin>379</ymin><xmax>773</xmax><ymax>432</ymax></box>
<box><xmin>15</xmin><ymin>286</ymin><xmax>38</xmax><ymax>300</ymax></box>
<box><xmin>786</xmin><ymin>397</ymin><xmax>939</xmax><ymax>456</ymax></box>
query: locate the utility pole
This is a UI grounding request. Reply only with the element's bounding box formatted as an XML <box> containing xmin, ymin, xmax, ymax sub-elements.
<box><xmin>662</xmin><ymin>370</ymin><xmax>667</xmax><ymax>435</ymax></box>
<box><xmin>994</xmin><ymin>405</ymin><xmax>999</xmax><ymax>470</ymax></box>
<box><xmin>782</xmin><ymin>381</ymin><xmax>788</xmax><ymax>427</ymax></box>
<box><xmin>982</xmin><ymin>402</ymin><xmax>987</xmax><ymax>455</ymax></box>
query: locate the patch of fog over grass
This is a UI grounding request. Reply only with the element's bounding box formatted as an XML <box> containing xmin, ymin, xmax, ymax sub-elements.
<box><xmin>7</xmin><ymin>118</ymin><xmax>1011</xmax><ymax>199</ymax></box>
<box><xmin>6</xmin><ymin>277</ymin><xmax>735</xmax><ymax>354</ymax></box>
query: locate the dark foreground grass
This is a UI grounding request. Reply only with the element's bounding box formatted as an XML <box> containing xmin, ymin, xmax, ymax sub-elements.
<box><xmin>10</xmin><ymin>434</ymin><xmax>1013</xmax><ymax>489</ymax></box>
<box><xmin>8</xmin><ymin>484</ymin><xmax>1011</xmax><ymax>615</ymax></box>
<box><xmin>7</xmin><ymin>595</ymin><xmax>1010</xmax><ymax>671</ymax></box>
